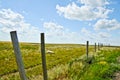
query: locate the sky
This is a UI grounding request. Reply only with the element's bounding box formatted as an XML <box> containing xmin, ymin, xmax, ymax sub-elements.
<box><xmin>0</xmin><ymin>0</ymin><xmax>120</xmax><ymax>46</ymax></box>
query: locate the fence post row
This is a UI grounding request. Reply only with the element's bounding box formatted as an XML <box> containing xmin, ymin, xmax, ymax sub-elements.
<box><xmin>10</xmin><ymin>31</ymin><xmax>105</xmax><ymax>80</ymax></box>
<box><xmin>10</xmin><ymin>31</ymin><xmax>27</xmax><ymax>80</ymax></box>
<box><xmin>40</xmin><ymin>33</ymin><xmax>48</xmax><ymax>80</ymax></box>
<box><xmin>86</xmin><ymin>41</ymin><xmax>89</xmax><ymax>59</ymax></box>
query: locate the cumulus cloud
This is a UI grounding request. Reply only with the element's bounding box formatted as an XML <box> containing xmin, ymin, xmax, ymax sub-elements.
<box><xmin>44</xmin><ymin>22</ymin><xmax>63</xmax><ymax>31</ymax></box>
<box><xmin>81</xmin><ymin>27</ymin><xmax>97</xmax><ymax>40</ymax></box>
<box><xmin>0</xmin><ymin>9</ymin><xmax>40</xmax><ymax>42</ymax></box>
<box><xmin>43</xmin><ymin>22</ymin><xmax>75</xmax><ymax>38</ymax></box>
<box><xmin>81</xmin><ymin>27</ymin><xmax>110</xmax><ymax>43</ymax></box>
<box><xmin>43</xmin><ymin>22</ymin><xmax>81</xmax><ymax>43</ymax></box>
<box><xmin>80</xmin><ymin>0</ymin><xmax>109</xmax><ymax>7</ymax></box>
<box><xmin>43</xmin><ymin>22</ymin><xmax>64</xmax><ymax>36</ymax></box>
<box><xmin>56</xmin><ymin>0</ymin><xmax>112</xmax><ymax>21</ymax></box>
<box><xmin>98</xmin><ymin>32</ymin><xmax>111</xmax><ymax>38</ymax></box>
<box><xmin>94</xmin><ymin>19</ymin><xmax>120</xmax><ymax>30</ymax></box>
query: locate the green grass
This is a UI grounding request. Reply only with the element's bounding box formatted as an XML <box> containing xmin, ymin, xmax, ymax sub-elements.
<box><xmin>1</xmin><ymin>41</ymin><xmax>119</xmax><ymax>80</ymax></box>
<box><xmin>0</xmin><ymin>41</ymin><xmax>94</xmax><ymax>80</ymax></box>
<box><xmin>30</xmin><ymin>47</ymin><xmax>120</xmax><ymax>80</ymax></box>
<box><xmin>68</xmin><ymin>48</ymin><xmax>120</xmax><ymax>80</ymax></box>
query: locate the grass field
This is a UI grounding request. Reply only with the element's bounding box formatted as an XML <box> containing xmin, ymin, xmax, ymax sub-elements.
<box><xmin>0</xmin><ymin>41</ymin><xmax>95</xmax><ymax>80</ymax></box>
<box><xmin>68</xmin><ymin>47</ymin><xmax>120</xmax><ymax>80</ymax></box>
<box><xmin>0</xmin><ymin>41</ymin><xmax>120</xmax><ymax>80</ymax></box>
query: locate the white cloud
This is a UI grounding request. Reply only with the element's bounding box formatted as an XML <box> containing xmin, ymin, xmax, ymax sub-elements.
<box><xmin>0</xmin><ymin>9</ymin><xmax>24</xmax><ymax>22</ymax></box>
<box><xmin>0</xmin><ymin>9</ymin><xmax>40</xmax><ymax>42</ymax></box>
<box><xmin>56</xmin><ymin>0</ymin><xmax>112</xmax><ymax>21</ymax></box>
<box><xmin>81</xmin><ymin>27</ymin><xmax>90</xmax><ymax>34</ymax></box>
<box><xmin>81</xmin><ymin>27</ymin><xmax>97</xmax><ymax>40</ymax></box>
<box><xmin>44</xmin><ymin>22</ymin><xmax>63</xmax><ymax>31</ymax></box>
<box><xmin>80</xmin><ymin>0</ymin><xmax>109</xmax><ymax>7</ymax></box>
<box><xmin>43</xmin><ymin>22</ymin><xmax>82</xmax><ymax>43</ymax></box>
<box><xmin>98</xmin><ymin>32</ymin><xmax>111</xmax><ymax>38</ymax></box>
<box><xmin>43</xmin><ymin>22</ymin><xmax>64</xmax><ymax>37</ymax></box>
<box><xmin>81</xmin><ymin>27</ymin><xmax>111</xmax><ymax>44</ymax></box>
<box><xmin>94</xmin><ymin>19</ymin><xmax>120</xmax><ymax>30</ymax></box>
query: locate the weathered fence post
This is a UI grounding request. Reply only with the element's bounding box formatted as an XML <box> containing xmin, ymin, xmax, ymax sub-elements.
<box><xmin>99</xmin><ymin>43</ymin><xmax>101</xmax><ymax>50</ymax></box>
<box><xmin>10</xmin><ymin>31</ymin><xmax>27</xmax><ymax>80</ymax></box>
<box><xmin>40</xmin><ymin>33</ymin><xmax>48</xmax><ymax>80</ymax></box>
<box><xmin>95</xmin><ymin>43</ymin><xmax>96</xmax><ymax>52</ymax></box>
<box><xmin>86</xmin><ymin>41</ymin><xmax>89</xmax><ymax>59</ymax></box>
<box><xmin>98</xmin><ymin>43</ymin><xmax>100</xmax><ymax>50</ymax></box>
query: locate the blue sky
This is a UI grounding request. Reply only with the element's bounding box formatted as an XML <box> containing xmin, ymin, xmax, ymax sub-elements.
<box><xmin>0</xmin><ymin>0</ymin><xmax>120</xmax><ymax>46</ymax></box>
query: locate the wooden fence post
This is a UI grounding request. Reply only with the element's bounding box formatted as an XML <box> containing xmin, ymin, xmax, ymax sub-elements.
<box><xmin>98</xmin><ymin>43</ymin><xmax>99</xmax><ymax>50</ymax></box>
<box><xmin>86</xmin><ymin>41</ymin><xmax>89</xmax><ymax>59</ymax></box>
<box><xmin>40</xmin><ymin>33</ymin><xmax>48</xmax><ymax>80</ymax></box>
<box><xmin>99</xmin><ymin>43</ymin><xmax>101</xmax><ymax>50</ymax></box>
<box><xmin>95</xmin><ymin>43</ymin><xmax>96</xmax><ymax>52</ymax></box>
<box><xmin>10</xmin><ymin>31</ymin><xmax>27</xmax><ymax>80</ymax></box>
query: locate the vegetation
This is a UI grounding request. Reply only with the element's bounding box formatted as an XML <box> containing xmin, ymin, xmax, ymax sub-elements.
<box><xmin>0</xmin><ymin>41</ymin><xmax>120</xmax><ymax>80</ymax></box>
<box><xmin>68</xmin><ymin>47</ymin><xmax>120</xmax><ymax>80</ymax></box>
<box><xmin>0</xmin><ymin>41</ymin><xmax>94</xmax><ymax>80</ymax></box>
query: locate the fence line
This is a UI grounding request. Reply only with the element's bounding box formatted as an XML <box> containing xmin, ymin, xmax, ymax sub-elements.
<box><xmin>8</xmin><ymin>31</ymin><xmax>104</xmax><ymax>79</ymax></box>
<box><xmin>10</xmin><ymin>31</ymin><xmax>27</xmax><ymax>80</ymax></box>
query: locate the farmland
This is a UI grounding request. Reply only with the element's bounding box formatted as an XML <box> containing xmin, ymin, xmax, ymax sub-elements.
<box><xmin>0</xmin><ymin>41</ymin><xmax>120</xmax><ymax>80</ymax></box>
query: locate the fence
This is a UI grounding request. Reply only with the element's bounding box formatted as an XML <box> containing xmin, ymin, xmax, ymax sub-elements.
<box><xmin>9</xmin><ymin>31</ymin><xmax>104</xmax><ymax>80</ymax></box>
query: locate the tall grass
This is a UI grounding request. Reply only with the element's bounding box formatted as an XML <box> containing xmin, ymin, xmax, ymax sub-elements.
<box><xmin>0</xmin><ymin>42</ymin><xmax>94</xmax><ymax>79</ymax></box>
